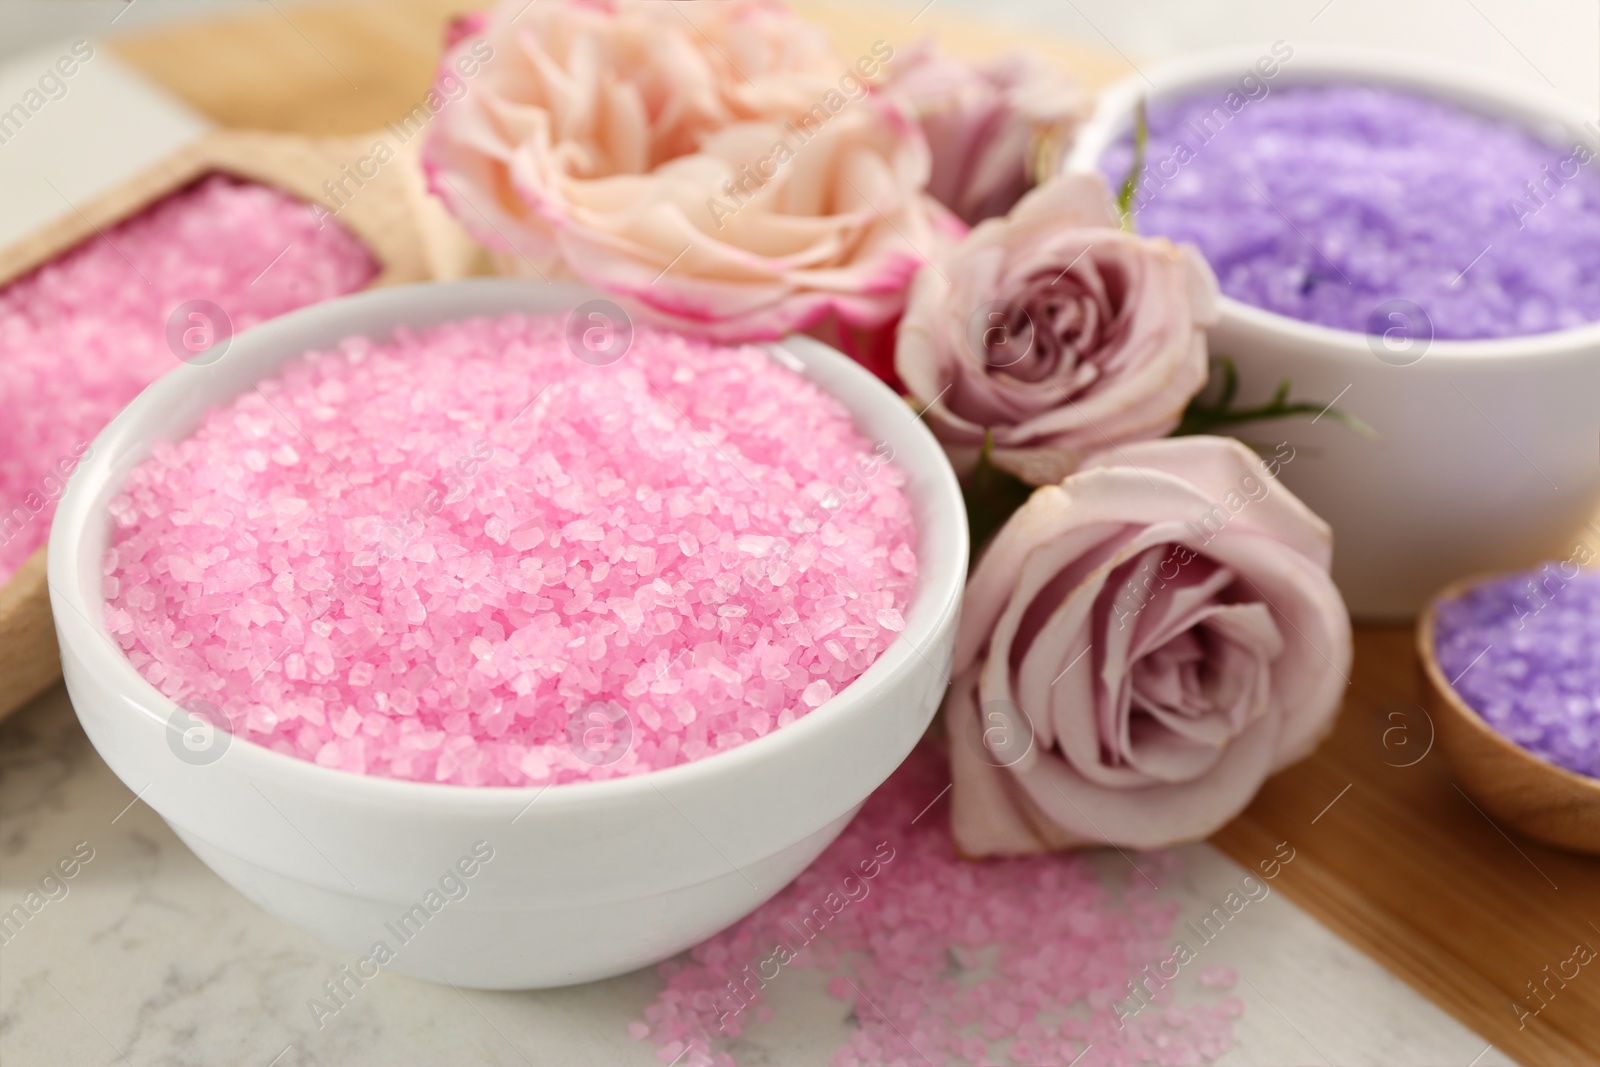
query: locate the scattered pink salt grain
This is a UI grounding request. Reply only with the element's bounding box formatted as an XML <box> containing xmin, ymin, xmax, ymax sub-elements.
<box><xmin>634</xmin><ymin>745</ymin><xmax>1239</xmax><ymax>1067</ymax></box>
<box><xmin>105</xmin><ymin>313</ymin><xmax>917</xmax><ymax>786</ymax></box>
<box><xmin>0</xmin><ymin>174</ymin><xmax>377</xmax><ymax>583</ymax></box>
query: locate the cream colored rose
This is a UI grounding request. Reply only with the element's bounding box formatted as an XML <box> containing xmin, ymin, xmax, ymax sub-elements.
<box><xmin>424</xmin><ymin>0</ymin><xmax>952</xmax><ymax>341</ymax></box>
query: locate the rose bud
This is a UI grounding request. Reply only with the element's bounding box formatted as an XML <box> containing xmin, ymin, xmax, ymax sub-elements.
<box><xmin>884</xmin><ymin>40</ymin><xmax>1087</xmax><ymax>225</ymax></box>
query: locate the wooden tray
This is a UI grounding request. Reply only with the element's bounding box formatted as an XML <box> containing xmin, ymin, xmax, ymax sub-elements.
<box><xmin>0</xmin><ymin>126</ymin><xmax>461</xmax><ymax>722</ymax></box>
<box><xmin>89</xmin><ymin>2</ymin><xmax>1600</xmax><ymax>1064</ymax></box>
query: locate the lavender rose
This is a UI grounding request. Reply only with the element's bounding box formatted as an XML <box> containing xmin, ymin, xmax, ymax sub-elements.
<box><xmin>896</xmin><ymin>173</ymin><xmax>1219</xmax><ymax>487</ymax></box>
<box><xmin>884</xmin><ymin>41</ymin><xmax>1087</xmax><ymax>225</ymax></box>
<box><xmin>947</xmin><ymin>436</ymin><xmax>1351</xmax><ymax>853</ymax></box>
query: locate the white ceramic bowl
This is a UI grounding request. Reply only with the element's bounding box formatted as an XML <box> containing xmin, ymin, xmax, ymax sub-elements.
<box><xmin>1067</xmin><ymin>46</ymin><xmax>1600</xmax><ymax>620</ymax></box>
<box><xmin>48</xmin><ymin>279</ymin><xmax>967</xmax><ymax>989</ymax></box>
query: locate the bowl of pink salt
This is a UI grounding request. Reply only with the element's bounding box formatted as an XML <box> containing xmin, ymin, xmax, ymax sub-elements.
<box><xmin>1067</xmin><ymin>46</ymin><xmax>1600</xmax><ymax>621</ymax></box>
<box><xmin>48</xmin><ymin>278</ymin><xmax>967</xmax><ymax>989</ymax></box>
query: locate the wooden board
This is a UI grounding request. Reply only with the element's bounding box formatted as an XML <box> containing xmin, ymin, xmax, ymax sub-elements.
<box><xmin>101</xmin><ymin>4</ymin><xmax>1600</xmax><ymax>1065</ymax></box>
<box><xmin>1211</xmin><ymin>627</ymin><xmax>1600</xmax><ymax>1066</ymax></box>
<box><xmin>109</xmin><ymin>0</ymin><xmax>1133</xmax><ymax>136</ymax></box>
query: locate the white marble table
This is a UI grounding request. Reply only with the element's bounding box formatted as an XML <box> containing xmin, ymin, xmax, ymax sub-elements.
<box><xmin>0</xmin><ymin>687</ymin><xmax>1512</xmax><ymax>1066</ymax></box>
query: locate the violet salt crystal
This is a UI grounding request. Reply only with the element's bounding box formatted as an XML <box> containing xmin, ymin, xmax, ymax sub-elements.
<box><xmin>0</xmin><ymin>174</ymin><xmax>377</xmax><ymax>583</ymax></box>
<box><xmin>104</xmin><ymin>314</ymin><xmax>918</xmax><ymax>786</ymax></box>
<box><xmin>1433</xmin><ymin>565</ymin><xmax>1600</xmax><ymax>777</ymax></box>
<box><xmin>1101</xmin><ymin>84</ymin><xmax>1600</xmax><ymax>339</ymax></box>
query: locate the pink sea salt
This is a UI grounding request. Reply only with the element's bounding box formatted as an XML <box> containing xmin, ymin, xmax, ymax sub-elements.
<box><xmin>635</xmin><ymin>744</ymin><xmax>1239</xmax><ymax>1067</ymax></box>
<box><xmin>0</xmin><ymin>174</ymin><xmax>377</xmax><ymax>583</ymax></box>
<box><xmin>104</xmin><ymin>313</ymin><xmax>918</xmax><ymax>786</ymax></box>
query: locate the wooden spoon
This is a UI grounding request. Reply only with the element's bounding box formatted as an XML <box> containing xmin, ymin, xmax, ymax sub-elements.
<box><xmin>1418</xmin><ymin>571</ymin><xmax>1600</xmax><ymax>855</ymax></box>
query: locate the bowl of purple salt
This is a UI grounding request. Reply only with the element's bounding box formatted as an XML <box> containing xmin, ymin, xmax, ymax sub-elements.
<box><xmin>1421</xmin><ymin>566</ymin><xmax>1600</xmax><ymax>854</ymax></box>
<box><xmin>1067</xmin><ymin>46</ymin><xmax>1600</xmax><ymax>620</ymax></box>
<box><xmin>46</xmin><ymin>278</ymin><xmax>969</xmax><ymax>988</ymax></box>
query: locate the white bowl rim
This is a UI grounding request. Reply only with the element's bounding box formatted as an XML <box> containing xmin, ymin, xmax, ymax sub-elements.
<box><xmin>47</xmin><ymin>278</ymin><xmax>968</xmax><ymax>811</ymax></box>
<box><xmin>1065</xmin><ymin>42</ymin><xmax>1600</xmax><ymax>361</ymax></box>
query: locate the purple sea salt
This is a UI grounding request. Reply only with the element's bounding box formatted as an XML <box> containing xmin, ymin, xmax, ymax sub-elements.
<box><xmin>1433</xmin><ymin>564</ymin><xmax>1600</xmax><ymax>777</ymax></box>
<box><xmin>1102</xmin><ymin>83</ymin><xmax>1600</xmax><ymax>340</ymax></box>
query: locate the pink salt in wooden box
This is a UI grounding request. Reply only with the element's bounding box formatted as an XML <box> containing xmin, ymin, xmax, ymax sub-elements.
<box><xmin>0</xmin><ymin>127</ymin><xmax>460</xmax><ymax>721</ymax></box>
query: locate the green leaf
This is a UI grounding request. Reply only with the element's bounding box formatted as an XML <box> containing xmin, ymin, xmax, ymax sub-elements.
<box><xmin>1213</xmin><ymin>354</ymin><xmax>1238</xmax><ymax>412</ymax></box>
<box><xmin>966</xmin><ymin>432</ymin><xmax>1035</xmax><ymax>558</ymax></box>
<box><xmin>1175</xmin><ymin>356</ymin><xmax>1379</xmax><ymax>442</ymax></box>
<box><xmin>1117</xmin><ymin>98</ymin><xmax>1149</xmax><ymax>233</ymax></box>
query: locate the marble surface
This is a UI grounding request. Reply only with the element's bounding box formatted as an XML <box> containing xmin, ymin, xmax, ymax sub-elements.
<box><xmin>0</xmin><ymin>687</ymin><xmax>1514</xmax><ymax>1066</ymax></box>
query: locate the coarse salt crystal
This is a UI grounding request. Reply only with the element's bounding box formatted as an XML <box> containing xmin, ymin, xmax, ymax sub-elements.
<box><xmin>1105</xmin><ymin>84</ymin><xmax>1600</xmax><ymax>340</ymax></box>
<box><xmin>1435</xmin><ymin>564</ymin><xmax>1600</xmax><ymax>779</ymax></box>
<box><xmin>105</xmin><ymin>313</ymin><xmax>918</xmax><ymax>786</ymax></box>
<box><xmin>801</xmin><ymin>680</ymin><xmax>832</xmax><ymax>707</ymax></box>
<box><xmin>0</xmin><ymin>175</ymin><xmax>375</xmax><ymax>584</ymax></box>
<box><xmin>633</xmin><ymin>744</ymin><xmax>1239</xmax><ymax>1066</ymax></box>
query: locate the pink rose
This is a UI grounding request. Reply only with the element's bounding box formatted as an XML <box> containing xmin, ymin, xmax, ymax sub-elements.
<box><xmin>896</xmin><ymin>173</ymin><xmax>1219</xmax><ymax>486</ymax></box>
<box><xmin>424</xmin><ymin>0</ymin><xmax>955</xmax><ymax>342</ymax></box>
<box><xmin>885</xmin><ymin>41</ymin><xmax>1088</xmax><ymax>225</ymax></box>
<box><xmin>947</xmin><ymin>436</ymin><xmax>1351</xmax><ymax>853</ymax></box>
